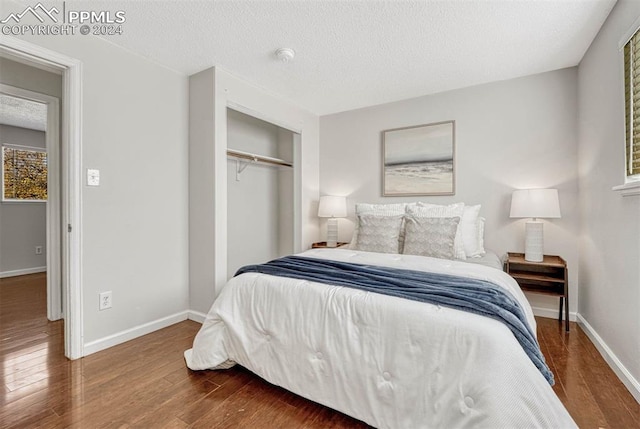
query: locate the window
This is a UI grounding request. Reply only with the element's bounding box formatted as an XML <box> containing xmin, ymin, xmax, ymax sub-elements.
<box><xmin>2</xmin><ymin>145</ymin><xmax>47</xmax><ymax>201</ymax></box>
<box><xmin>623</xmin><ymin>31</ymin><xmax>640</xmax><ymax>178</ymax></box>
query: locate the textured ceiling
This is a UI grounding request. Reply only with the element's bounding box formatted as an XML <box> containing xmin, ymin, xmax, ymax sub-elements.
<box><xmin>7</xmin><ymin>0</ymin><xmax>617</xmax><ymax>115</ymax></box>
<box><xmin>0</xmin><ymin>94</ymin><xmax>47</xmax><ymax>131</ymax></box>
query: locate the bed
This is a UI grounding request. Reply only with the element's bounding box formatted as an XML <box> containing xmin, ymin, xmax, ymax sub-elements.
<box><xmin>185</xmin><ymin>248</ymin><xmax>576</xmax><ymax>428</ymax></box>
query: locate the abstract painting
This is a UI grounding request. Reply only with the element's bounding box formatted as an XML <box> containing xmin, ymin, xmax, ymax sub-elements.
<box><xmin>382</xmin><ymin>120</ymin><xmax>455</xmax><ymax>196</ymax></box>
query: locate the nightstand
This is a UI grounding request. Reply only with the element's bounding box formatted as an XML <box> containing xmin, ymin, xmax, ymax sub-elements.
<box><xmin>504</xmin><ymin>252</ymin><xmax>569</xmax><ymax>332</ymax></box>
<box><xmin>311</xmin><ymin>241</ymin><xmax>349</xmax><ymax>249</ymax></box>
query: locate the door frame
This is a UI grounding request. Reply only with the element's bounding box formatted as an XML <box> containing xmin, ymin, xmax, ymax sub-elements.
<box><xmin>0</xmin><ymin>84</ymin><xmax>61</xmax><ymax>321</ymax></box>
<box><xmin>0</xmin><ymin>36</ymin><xmax>84</xmax><ymax>359</ymax></box>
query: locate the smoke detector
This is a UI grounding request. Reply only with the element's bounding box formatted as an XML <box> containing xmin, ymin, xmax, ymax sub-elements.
<box><xmin>275</xmin><ymin>48</ymin><xmax>295</xmax><ymax>63</ymax></box>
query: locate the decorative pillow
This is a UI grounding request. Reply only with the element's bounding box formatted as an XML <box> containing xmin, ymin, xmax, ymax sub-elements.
<box><xmin>402</xmin><ymin>216</ymin><xmax>461</xmax><ymax>260</ymax></box>
<box><xmin>353</xmin><ymin>214</ymin><xmax>404</xmax><ymax>254</ymax></box>
<box><xmin>409</xmin><ymin>203</ymin><xmax>466</xmax><ymax>259</ymax></box>
<box><xmin>460</xmin><ymin>205</ymin><xmax>484</xmax><ymax>257</ymax></box>
<box><xmin>350</xmin><ymin>203</ymin><xmax>414</xmax><ymax>250</ymax></box>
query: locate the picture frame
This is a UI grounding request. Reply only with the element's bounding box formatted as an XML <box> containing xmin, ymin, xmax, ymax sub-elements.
<box><xmin>382</xmin><ymin>120</ymin><xmax>455</xmax><ymax>196</ymax></box>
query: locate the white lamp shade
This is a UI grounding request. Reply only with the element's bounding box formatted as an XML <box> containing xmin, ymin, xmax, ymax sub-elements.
<box><xmin>318</xmin><ymin>196</ymin><xmax>347</xmax><ymax>218</ymax></box>
<box><xmin>510</xmin><ymin>189</ymin><xmax>561</xmax><ymax>219</ymax></box>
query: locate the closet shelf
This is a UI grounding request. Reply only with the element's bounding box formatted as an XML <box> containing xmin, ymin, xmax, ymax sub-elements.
<box><xmin>227</xmin><ymin>148</ymin><xmax>292</xmax><ymax>168</ymax></box>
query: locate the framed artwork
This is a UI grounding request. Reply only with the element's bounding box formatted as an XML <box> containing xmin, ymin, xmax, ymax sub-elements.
<box><xmin>382</xmin><ymin>120</ymin><xmax>455</xmax><ymax>196</ymax></box>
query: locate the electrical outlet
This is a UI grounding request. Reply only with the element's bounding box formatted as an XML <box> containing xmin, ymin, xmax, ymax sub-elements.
<box><xmin>87</xmin><ymin>169</ymin><xmax>100</xmax><ymax>186</ymax></box>
<box><xmin>99</xmin><ymin>291</ymin><xmax>112</xmax><ymax>310</ymax></box>
<box><xmin>35</xmin><ymin>246</ymin><xmax>43</xmax><ymax>255</ymax></box>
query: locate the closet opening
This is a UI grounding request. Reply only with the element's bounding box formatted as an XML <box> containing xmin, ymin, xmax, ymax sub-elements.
<box><xmin>226</xmin><ymin>108</ymin><xmax>298</xmax><ymax>278</ymax></box>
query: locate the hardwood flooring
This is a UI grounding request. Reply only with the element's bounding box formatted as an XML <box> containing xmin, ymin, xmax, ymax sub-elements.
<box><xmin>1</xmin><ymin>273</ymin><xmax>638</xmax><ymax>428</ymax></box>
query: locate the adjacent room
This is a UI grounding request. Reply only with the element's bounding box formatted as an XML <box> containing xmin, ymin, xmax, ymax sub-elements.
<box><xmin>1</xmin><ymin>0</ymin><xmax>639</xmax><ymax>427</ymax></box>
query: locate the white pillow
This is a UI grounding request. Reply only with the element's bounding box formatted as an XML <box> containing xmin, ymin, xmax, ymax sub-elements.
<box><xmin>414</xmin><ymin>202</ymin><xmax>464</xmax><ymax>217</ymax></box>
<box><xmin>460</xmin><ymin>205</ymin><xmax>484</xmax><ymax>257</ymax></box>
<box><xmin>355</xmin><ymin>203</ymin><xmax>407</xmax><ymax>215</ymax></box>
<box><xmin>409</xmin><ymin>203</ymin><xmax>466</xmax><ymax>260</ymax></box>
<box><xmin>476</xmin><ymin>217</ymin><xmax>486</xmax><ymax>256</ymax></box>
<box><xmin>353</xmin><ymin>214</ymin><xmax>404</xmax><ymax>254</ymax></box>
<box><xmin>403</xmin><ymin>216</ymin><xmax>460</xmax><ymax>259</ymax></box>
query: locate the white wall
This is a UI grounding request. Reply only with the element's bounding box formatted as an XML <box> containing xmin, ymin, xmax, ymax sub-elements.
<box><xmin>1</xmin><ymin>13</ymin><xmax>190</xmax><ymax>347</ymax></box>
<box><xmin>226</xmin><ymin>109</ymin><xmax>293</xmax><ymax>276</ymax></box>
<box><xmin>189</xmin><ymin>66</ymin><xmax>320</xmax><ymax>315</ymax></box>
<box><xmin>320</xmin><ymin>68</ymin><xmax>580</xmax><ymax>317</ymax></box>
<box><xmin>0</xmin><ymin>124</ymin><xmax>47</xmax><ymax>274</ymax></box>
<box><xmin>577</xmin><ymin>0</ymin><xmax>640</xmax><ymax>400</ymax></box>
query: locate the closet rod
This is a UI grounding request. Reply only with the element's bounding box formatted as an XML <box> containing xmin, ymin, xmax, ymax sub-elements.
<box><xmin>226</xmin><ymin>148</ymin><xmax>293</xmax><ymax>168</ymax></box>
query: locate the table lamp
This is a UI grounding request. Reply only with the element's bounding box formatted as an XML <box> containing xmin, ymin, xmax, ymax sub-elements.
<box><xmin>510</xmin><ymin>189</ymin><xmax>561</xmax><ymax>262</ymax></box>
<box><xmin>318</xmin><ymin>196</ymin><xmax>347</xmax><ymax>247</ymax></box>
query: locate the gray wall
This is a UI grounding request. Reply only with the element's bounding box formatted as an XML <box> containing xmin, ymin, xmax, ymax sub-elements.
<box><xmin>320</xmin><ymin>68</ymin><xmax>580</xmax><ymax>316</ymax></box>
<box><xmin>578</xmin><ymin>0</ymin><xmax>640</xmax><ymax>396</ymax></box>
<box><xmin>277</xmin><ymin>127</ymin><xmax>295</xmax><ymax>257</ymax></box>
<box><xmin>0</xmin><ymin>124</ymin><xmax>47</xmax><ymax>274</ymax></box>
<box><xmin>188</xmin><ymin>68</ymin><xmax>216</xmax><ymax>315</ymax></box>
<box><xmin>0</xmin><ymin>57</ymin><xmax>62</xmax><ymax>98</ymax></box>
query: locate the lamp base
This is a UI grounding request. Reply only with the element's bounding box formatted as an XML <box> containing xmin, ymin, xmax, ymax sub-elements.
<box><xmin>524</xmin><ymin>221</ymin><xmax>544</xmax><ymax>262</ymax></box>
<box><xmin>326</xmin><ymin>218</ymin><xmax>338</xmax><ymax>248</ymax></box>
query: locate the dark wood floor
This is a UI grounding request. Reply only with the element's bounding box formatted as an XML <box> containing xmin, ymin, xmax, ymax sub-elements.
<box><xmin>1</xmin><ymin>274</ymin><xmax>639</xmax><ymax>428</ymax></box>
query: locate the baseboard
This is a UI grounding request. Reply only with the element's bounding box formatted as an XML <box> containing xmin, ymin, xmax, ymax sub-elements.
<box><xmin>577</xmin><ymin>313</ymin><xmax>640</xmax><ymax>403</ymax></box>
<box><xmin>0</xmin><ymin>266</ymin><xmax>46</xmax><ymax>278</ymax></box>
<box><xmin>83</xmin><ymin>310</ymin><xmax>189</xmax><ymax>356</ymax></box>
<box><xmin>531</xmin><ymin>305</ymin><xmax>577</xmax><ymax>322</ymax></box>
<box><xmin>188</xmin><ymin>310</ymin><xmax>207</xmax><ymax>324</ymax></box>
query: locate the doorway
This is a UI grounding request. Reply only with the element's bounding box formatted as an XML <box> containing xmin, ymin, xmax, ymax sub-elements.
<box><xmin>0</xmin><ymin>37</ymin><xmax>83</xmax><ymax>359</ymax></box>
<box><xmin>0</xmin><ymin>87</ymin><xmax>61</xmax><ymax>323</ymax></box>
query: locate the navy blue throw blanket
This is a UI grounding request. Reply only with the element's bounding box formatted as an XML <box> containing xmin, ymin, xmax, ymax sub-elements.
<box><xmin>235</xmin><ymin>256</ymin><xmax>554</xmax><ymax>385</ymax></box>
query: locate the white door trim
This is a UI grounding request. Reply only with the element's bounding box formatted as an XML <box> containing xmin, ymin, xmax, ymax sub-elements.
<box><xmin>0</xmin><ymin>83</ymin><xmax>61</xmax><ymax>321</ymax></box>
<box><xmin>0</xmin><ymin>36</ymin><xmax>84</xmax><ymax>359</ymax></box>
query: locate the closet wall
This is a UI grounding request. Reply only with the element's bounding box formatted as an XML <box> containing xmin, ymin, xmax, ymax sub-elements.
<box><xmin>189</xmin><ymin>66</ymin><xmax>320</xmax><ymax>315</ymax></box>
<box><xmin>226</xmin><ymin>109</ymin><xmax>294</xmax><ymax>276</ymax></box>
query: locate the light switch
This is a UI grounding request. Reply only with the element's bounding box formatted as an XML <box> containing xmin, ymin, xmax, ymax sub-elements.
<box><xmin>87</xmin><ymin>169</ymin><xmax>100</xmax><ymax>186</ymax></box>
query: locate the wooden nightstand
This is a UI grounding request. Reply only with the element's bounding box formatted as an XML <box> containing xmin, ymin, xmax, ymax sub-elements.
<box><xmin>311</xmin><ymin>241</ymin><xmax>349</xmax><ymax>249</ymax></box>
<box><xmin>504</xmin><ymin>252</ymin><xmax>569</xmax><ymax>332</ymax></box>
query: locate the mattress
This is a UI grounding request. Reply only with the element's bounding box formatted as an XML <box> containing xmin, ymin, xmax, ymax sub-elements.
<box><xmin>185</xmin><ymin>249</ymin><xmax>575</xmax><ymax>428</ymax></box>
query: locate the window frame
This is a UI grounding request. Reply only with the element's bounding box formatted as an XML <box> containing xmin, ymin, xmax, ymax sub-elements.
<box><xmin>1</xmin><ymin>143</ymin><xmax>48</xmax><ymax>203</ymax></box>
<box><xmin>620</xmin><ymin>17</ymin><xmax>640</xmax><ymax>184</ymax></box>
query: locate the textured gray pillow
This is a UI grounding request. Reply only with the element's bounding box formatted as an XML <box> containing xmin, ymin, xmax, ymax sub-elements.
<box><xmin>402</xmin><ymin>216</ymin><xmax>461</xmax><ymax>259</ymax></box>
<box><xmin>349</xmin><ymin>203</ymin><xmax>409</xmax><ymax>250</ymax></box>
<box><xmin>353</xmin><ymin>214</ymin><xmax>404</xmax><ymax>254</ymax></box>
<box><xmin>409</xmin><ymin>203</ymin><xmax>466</xmax><ymax>260</ymax></box>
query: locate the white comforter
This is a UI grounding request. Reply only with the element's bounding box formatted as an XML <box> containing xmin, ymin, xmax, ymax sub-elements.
<box><xmin>185</xmin><ymin>249</ymin><xmax>576</xmax><ymax>429</ymax></box>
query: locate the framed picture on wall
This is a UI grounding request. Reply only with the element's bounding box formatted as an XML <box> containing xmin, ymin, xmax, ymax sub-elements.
<box><xmin>382</xmin><ymin>120</ymin><xmax>455</xmax><ymax>196</ymax></box>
